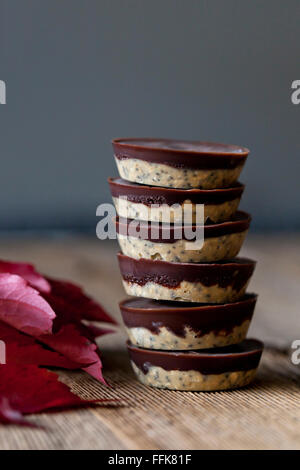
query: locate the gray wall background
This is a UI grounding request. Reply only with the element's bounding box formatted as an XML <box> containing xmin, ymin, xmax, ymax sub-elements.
<box><xmin>0</xmin><ymin>0</ymin><xmax>299</xmax><ymax>231</ymax></box>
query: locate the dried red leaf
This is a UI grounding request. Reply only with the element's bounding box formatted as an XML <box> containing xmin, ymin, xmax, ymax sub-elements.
<box><xmin>80</xmin><ymin>323</ymin><xmax>116</xmax><ymax>340</ymax></box>
<box><xmin>0</xmin><ymin>261</ymin><xmax>119</xmax><ymax>427</ymax></box>
<box><xmin>0</xmin><ymin>262</ymin><xmax>116</xmax><ymax>384</ymax></box>
<box><xmin>0</xmin><ymin>322</ymin><xmax>80</xmax><ymax>369</ymax></box>
<box><xmin>0</xmin><ymin>364</ymin><xmax>106</xmax><ymax>415</ymax></box>
<box><xmin>0</xmin><ymin>314</ymin><xmax>113</xmax><ymax>381</ymax></box>
<box><xmin>0</xmin><ymin>262</ymin><xmax>115</xmax><ymax>326</ymax></box>
<box><xmin>0</xmin><ymin>274</ymin><xmax>55</xmax><ymax>336</ymax></box>
<box><xmin>40</xmin><ymin>324</ymin><xmax>106</xmax><ymax>383</ymax></box>
<box><xmin>8</xmin><ymin>342</ymin><xmax>81</xmax><ymax>370</ymax></box>
<box><xmin>45</xmin><ymin>278</ymin><xmax>117</xmax><ymax>328</ymax></box>
<box><xmin>0</xmin><ymin>260</ymin><xmax>50</xmax><ymax>293</ymax></box>
<box><xmin>0</xmin><ymin>397</ymin><xmax>36</xmax><ymax>427</ymax></box>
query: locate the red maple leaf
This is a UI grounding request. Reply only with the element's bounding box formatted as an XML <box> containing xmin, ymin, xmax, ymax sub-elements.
<box><xmin>0</xmin><ymin>364</ymin><xmax>114</xmax><ymax>426</ymax></box>
<box><xmin>0</xmin><ymin>321</ymin><xmax>80</xmax><ymax>370</ymax></box>
<box><xmin>0</xmin><ymin>397</ymin><xmax>35</xmax><ymax>427</ymax></box>
<box><xmin>0</xmin><ymin>260</ymin><xmax>118</xmax><ymax>408</ymax></box>
<box><xmin>45</xmin><ymin>278</ymin><xmax>117</xmax><ymax>329</ymax></box>
<box><xmin>40</xmin><ymin>324</ymin><xmax>106</xmax><ymax>383</ymax></box>
<box><xmin>0</xmin><ymin>260</ymin><xmax>50</xmax><ymax>293</ymax></box>
<box><xmin>0</xmin><ymin>273</ymin><xmax>55</xmax><ymax>336</ymax></box>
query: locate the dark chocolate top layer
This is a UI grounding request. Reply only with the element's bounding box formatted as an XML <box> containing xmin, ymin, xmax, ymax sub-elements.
<box><xmin>112</xmin><ymin>138</ymin><xmax>249</xmax><ymax>169</ymax></box>
<box><xmin>108</xmin><ymin>177</ymin><xmax>245</xmax><ymax>205</ymax></box>
<box><xmin>120</xmin><ymin>294</ymin><xmax>257</xmax><ymax>337</ymax></box>
<box><xmin>127</xmin><ymin>339</ymin><xmax>263</xmax><ymax>374</ymax></box>
<box><xmin>116</xmin><ymin>211</ymin><xmax>251</xmax><ymax>242</ymax></box>
<box><xmin>118</xmin><ymin>253</ymin><xmax>256</xmax><ymax>290</ymax></box>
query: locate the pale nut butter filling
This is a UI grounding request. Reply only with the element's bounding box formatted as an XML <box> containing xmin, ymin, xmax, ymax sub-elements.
<box><xmin>122</xmin><ymin>279</ymin><xmax>249</xmax><ymax>303</ymax></box>
<box><xmin>125</xmin><ymin>320</ymin><xmax>250</xmax><ymax>350</ymax></box>
<box><xmin>113</xmin><ymin>196</ymin><xmax>240</xmax><ymax>224</ymax></box>
<box><xmin>115</xmin><ymin>157</ymin><xmax>243</xmax><ymax>190</ymax></box>
<box><xmin>117</xmin><ymin>231</ymin><xmax>247</xmax><ymax>263</ymax></box>
<box><xmin>131</xmin><ymin>362</ymin><xmax>257</xmax><ymax>391</ymax></box>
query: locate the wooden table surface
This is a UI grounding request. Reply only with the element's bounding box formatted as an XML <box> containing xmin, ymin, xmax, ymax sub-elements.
<box><xmin>0</xmin><ymin>235</ymin><xmax>299</xmax><ymax>450</ymax></box>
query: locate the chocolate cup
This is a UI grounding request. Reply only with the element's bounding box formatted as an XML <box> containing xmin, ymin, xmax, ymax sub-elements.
<box><xmin>119</xmin><ymin>294</ymin><xmax>257</xmax><ymax>350</ymax></box>
<box><xmin>127</xmin><ymin>339</ymin><xmax>263</xmax><ymax>375</ymax></box>
<box><xmin>112</xmin><ymin>138</ymin><xmax>249</xmax><ymax>170</ymax></box>
<box><xmin>118</xmin><ymin>253</ymin><xmax>256</xmax><ymax>303</ymax></box>
<box><xmin>109</xmin><ymin>177</ymin><xmax>245</xmax><ymax>206</ymax></box>
<box><xmin>116</xmin><ymin>212</ymin><xmax>251</xmax><ymax>263</ymax></box>
<box><xmin>116</xmin><ymin>211</ymin><xmax>251</xmax><ymax>242</ymax></box>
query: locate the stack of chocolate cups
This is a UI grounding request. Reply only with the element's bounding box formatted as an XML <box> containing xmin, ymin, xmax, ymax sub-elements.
<box><xmin>109</xmin><ymin>138</ymin><xmax>263</xmax><ymax>392</ymax></box>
